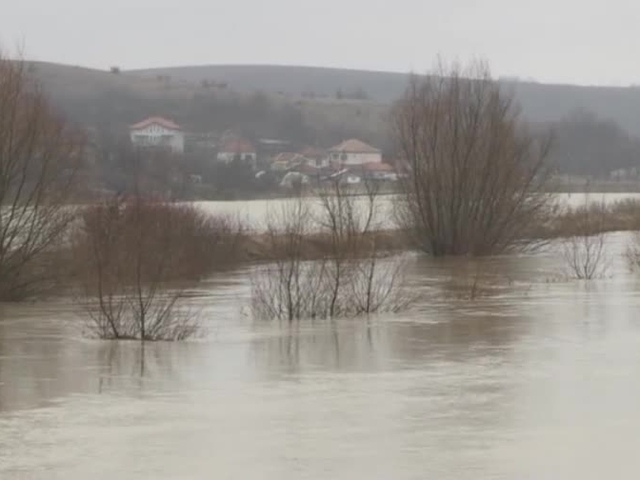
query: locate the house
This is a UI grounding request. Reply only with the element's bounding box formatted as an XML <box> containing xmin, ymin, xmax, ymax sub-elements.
<box><xmin>186</xmin><ymin>132</ymin><xmax>217</xmax><ymax>154</ymax></box>
<box><xmin>326</xmin><ymin>139</ymin><xmax>381</xmax><ymax>166</ymax></box>
<box><xmin>217</xmin><ymin>138</ymin><xmax>257</xmax><ymax>164</ymax></box>
<box><xmin>130</xmin><ymin>117</ymin><xmax>184</xmax><ymax>154</ymax></box>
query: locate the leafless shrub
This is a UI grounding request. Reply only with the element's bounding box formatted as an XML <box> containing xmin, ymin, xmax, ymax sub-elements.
<box><xmin>0</xmin><ymin>52</ymin><xmax>83</xmax><ymax>300</ymax></box>
<box><xmin>251</xmin><ymin>180</ymin><xmax>409</xmax><ymax>322</ymax></box>
<box><xmin>82</xmin><ymin>288</ymin><xmax>199</xmax><ymax>341</ymax></box>
<box><xmin>560</xmin><ymin>196</ymin><xmax>609</xmax><ymax>280</ymax></box>
<box><xmin>250</xmin><ymin>197</ymin><xmax>328</xmax><ymax>321</ymax></box>
<box><xmin>392</xmin><ymin>59</ymin><xmax>551</xmax><ymax>256</ymax></box>
<box><xmin>73</xmin><ymin>196</ymin><xmax>242</xmax><ymax>340</ymax></box>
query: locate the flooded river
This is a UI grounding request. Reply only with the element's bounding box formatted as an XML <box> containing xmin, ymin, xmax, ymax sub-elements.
<box><xmin>2</xmin><ymin>230</ymin><xmax>640</xmax><ymax>478</ymax></box>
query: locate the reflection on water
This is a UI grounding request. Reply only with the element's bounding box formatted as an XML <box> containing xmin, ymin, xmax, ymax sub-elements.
<box><xmin>2</xmin><ymin>232</ymin><xmax>640</xmax><ymax>478</ymax></box>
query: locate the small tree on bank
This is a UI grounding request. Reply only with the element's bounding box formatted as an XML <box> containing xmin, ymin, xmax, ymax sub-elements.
<box><xmin>393</xmin><ymin>60</ymin><xmax>551</xmax><ymax>256</ymax></box>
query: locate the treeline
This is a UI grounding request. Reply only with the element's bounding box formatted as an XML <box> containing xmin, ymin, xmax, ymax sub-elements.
<box><xmin>545</xmin><ymin>110</ymin><xmax>640</xmax><ymax>176</ymax></box>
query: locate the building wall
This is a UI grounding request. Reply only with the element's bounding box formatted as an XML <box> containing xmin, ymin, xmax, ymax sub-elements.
<box><xmin>328</xmin><ymin>151</ymin><xmax>382</xmax><ymax>166</ymax></box>
<box><xmin>130</xmin><ymin>124</ymin><xmax>185</xmax><ymax>154</ymax></box>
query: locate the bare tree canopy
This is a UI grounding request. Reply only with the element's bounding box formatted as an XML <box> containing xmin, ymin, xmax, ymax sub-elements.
<box><xmin>0</xmin><ymin>52</ymin><xmax>83</xmax><ymax>299</ymax></box>
<box><xmin>393</xmin><ymin>60</ymin><xmax>551</xmax><ymax>256</ymax></box>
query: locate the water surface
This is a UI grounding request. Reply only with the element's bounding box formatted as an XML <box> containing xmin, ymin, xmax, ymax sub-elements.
<box><xmin>1</xmin><ymin>233</ymin><xmax>640</xmax><ymax>478</ymax></box>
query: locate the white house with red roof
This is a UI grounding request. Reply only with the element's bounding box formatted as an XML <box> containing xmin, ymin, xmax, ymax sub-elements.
<box><xmin>327</xmin><ymin>139</ymin><xmax>381</xmax><ymax>166</ymax></box>
<box><xmin>129</xmin><ymin>116</ymin><xmax>184</xmax><ymax>154</ymax></box>
<box><xmin>217</xmin><ymin>138</ymin><xmax>257</xmax><ymax>164</ymax></box>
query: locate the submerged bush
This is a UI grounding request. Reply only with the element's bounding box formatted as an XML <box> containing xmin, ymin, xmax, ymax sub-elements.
<box><xmin>393</xmin><ymin>60</ymin><xmax>551</xmax><ymax>256</ymax></box>
<box><xmin>250</xmin><ymin>182</ymin><xmax>410</xmax><ymax>322</ymax></box>
<box><xmin>559</xmin><ymin>197</ymin><xmax>610</xmax><ymax>280</ymax></box>
<box><xmin>73</xmin><ymin>196</ymin><xmax>243</xmax><ymax>340</ymax></box>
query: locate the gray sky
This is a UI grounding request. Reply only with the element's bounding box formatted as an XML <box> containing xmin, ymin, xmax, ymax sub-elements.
<box><xmin>2</xmin><ymin>0</ymin><xmax>639</xmax><ymax>85</ymax></box>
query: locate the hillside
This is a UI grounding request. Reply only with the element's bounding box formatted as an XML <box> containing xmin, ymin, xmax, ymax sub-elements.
<box><xmin>27</xmin><ymin>61</ymin><xmax>391</xmax><ymax>150</ymax></box>
<box><xmin>131</xmin><ymin>64</ymin><xmax>640</xmax><ymax>136</ymax></box>
<box><xmin>28</xmin><ymin>62</ymin><xmax>640</xmax><ymax>137</ymax></box>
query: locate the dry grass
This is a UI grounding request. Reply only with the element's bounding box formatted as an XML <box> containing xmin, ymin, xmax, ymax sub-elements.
<box><xmin>534</xmin><ymin>199</ymin><xmax>640</xmax><ymax>240</ymax></box>
<box><xmin>72</xmin><ymin>198</ymin><xmax>245</xmax><ymax>285</ymax></box>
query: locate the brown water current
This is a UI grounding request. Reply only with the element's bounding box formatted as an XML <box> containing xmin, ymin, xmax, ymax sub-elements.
<box><xmin>1</xmin><ymin>231</ymin><xmax>640</xmax><ymax>478</ymax></box>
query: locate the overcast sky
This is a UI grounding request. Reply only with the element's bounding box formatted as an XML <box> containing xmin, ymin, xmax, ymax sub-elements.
<box><xmin>1</xmin><ymin>0</ymin><xmax>639</xmax><ymax>85</ymax></box>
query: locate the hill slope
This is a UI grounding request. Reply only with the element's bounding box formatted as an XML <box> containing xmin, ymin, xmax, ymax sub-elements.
<box><xmin>131</xmin><ymin>64</ymin><xmax>640</xmax><ymax>136</ymax></box>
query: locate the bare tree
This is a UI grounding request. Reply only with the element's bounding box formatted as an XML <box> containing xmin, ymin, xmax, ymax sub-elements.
<box><xmin>0</xmin><ymin>52</ymin><xmax>83</xmax><ymax>299</ymax></box>
<box><xmin>251</xmin><ymin>179</ymin><xmax>408</xmax><ymax>322</ymax></box>
<box><xmin>74</xmin><ymin>196</ymin><xmax>205</xmax><ymax>340</ymax></box>
<box><xmin>251</xmin><ymin>196</ymin><xmax>329</xmax><ymax>322</ymax></box>
<box><xmin>561</xmin><ymin>196</ymin><xmax>609</xmax><ymax>280</ymax></box>
<box><xmin>393</xmin><ymin>60</ymin><xmax>551</xmax><ymax>256</ymax></box>
<box><xmin>316</xmin><ymin>177</ymin><xmax>391</xmax><ymax>316</ymax></box>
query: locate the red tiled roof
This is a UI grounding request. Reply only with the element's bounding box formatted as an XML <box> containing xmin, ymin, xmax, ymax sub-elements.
<box><xmin>220</xmin><ymin>138</ymin><xmax>256</xmax><ymax>154</ymax></box>
<box><xmin>130</xmin><ymin>116</ymin><xmax>181</xmax><ymax>131</ymax></box>
<box><xmin>328</xmin><ymin>139</ymin><xmax>380</xmax><ymax>154</ymax></box>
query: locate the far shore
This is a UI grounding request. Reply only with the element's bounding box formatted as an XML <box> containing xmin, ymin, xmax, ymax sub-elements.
<box><xmin>86</xmin><ymin>180</ymin><xmax>640</xmax><ymax>204</ymax></box>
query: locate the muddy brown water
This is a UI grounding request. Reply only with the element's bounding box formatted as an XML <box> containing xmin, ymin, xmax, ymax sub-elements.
<box><xmin>2</xmin><ymin>232</ymin><xmax>640</xmax><ymax>478</ymax></box>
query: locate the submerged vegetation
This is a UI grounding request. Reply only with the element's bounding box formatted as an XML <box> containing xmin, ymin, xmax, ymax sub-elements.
<box><xmin>250</xmin><ymin>180</ymin><xmax>410</xmax><ymax>322</ymax></box>
<box><xmin>393</xmin><ymin>60</ymin><xmax>552</xmax><ymax>256</ymax></box>
<box><xmin>72</xmin><ymin>196</ymin><xmax>244</xmax><ymax>340</ymax></box>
